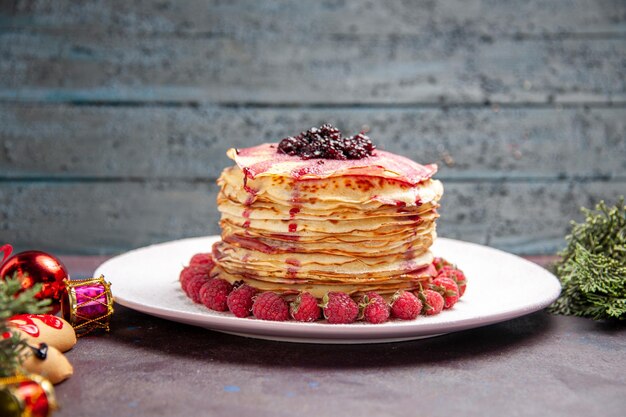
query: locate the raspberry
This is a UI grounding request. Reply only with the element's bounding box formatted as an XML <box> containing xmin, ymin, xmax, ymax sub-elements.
<box><xmin>179</xmin><ymin>264</ymin><xmax>212</xmax><ymax>294</ymax></box>
<box><xmin>390</xmin><ymin>290</ymin><xmax>422</xmax><ymax>320</ymax></box>
<box><xmin>439</xmin><ymin>266</ymin><xmax>467</xmax><ymax>297</ymax></box>
<box><xmin>420</xmin><ymin>289</ymin><xmax>444</xmax><ymax>316</ymax></box>
<box><xmin>321</xmin><ymin>292</ymin><xmax>359</xmax><ymax>324</ymax></box>
<box><xmin>358</xmin><ymin>292</ymin><xmax>390</xmax><ymax>324</ymax></box>
<box><xmin>199</xmin><ymin>279</ymin><xmax>233</xmax><ymax>311</ymax></box>
<box><xmin>189</xmin><ymin>253</ymin><xmax>214</xmax><ymax>267</ymax></box>
<box><xmin>431</xmin><ymin>277</ymin><xmax>459</xmax><ymax>309</ymax></box>
<box><xmin>186</xmin><ymin>274</ymin><xmax>211</xmax><ymax>303</ymax></box>
<box><xmin>227</xmin><ymin>284</ymin><xmax>257</xmax><ymax>318</ymax></box>
<box><xmin>364</xmin><ymin>292</ymin><xmax>385</xmax><ymax>303</ymax></box>
<box><xmin>179</xmin><ymin>266</ymin><xmax>196</xmax><ymax>293</ymax></box>
<box><xmin>432</xmin><ymin>257</ymin><xmax>452</xmax><ymax>272</ymax></box>
<box><xmin>290</xmin><ymin>292</ymin><xmax>321</xmax><ymax>322</ymax></box>
<box><xmin>252</xmin><ymin>292</ymin><xmax>289</xmax><ymax>321</ymax></box>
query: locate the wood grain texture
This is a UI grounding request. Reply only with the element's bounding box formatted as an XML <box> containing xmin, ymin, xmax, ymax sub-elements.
<box><xmin>2</xmin><ymin>181</ymin><xmax>624</xmax><ymax>255</ymax></box>
<box><xmin>3</xmin><ymin>0</ymin><xmax>624</xmax><ymax>37</ymax></box>
<box><xmin>1</xmin><ymin>32</ymin><xmax>624</xmax><ymax>104</ymax></box>
<box><xmin>1</xmin><ymin>1</ymin><xmax>624</xmax><ymax>255</ymax></box>
<box><xmin>1</xmin><ymin>0</ymin><xmax>625</xmax><ymax>105</ymax></box>
<box><xmin>1</xmin><ymin>104</ymin><xmax>625</xmax><ymax>181</ymax></box>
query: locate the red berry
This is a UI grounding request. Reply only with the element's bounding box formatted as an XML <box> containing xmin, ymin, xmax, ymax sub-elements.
<box><xmin>186</xmin><ymin>274</ymin><xmax>212</xmax><ymax>303</ymax></box>
<box><xmin>432</xmin><ymin>277</ymin><xmax>459</xmax><ymax>309</ymax></box>
<box><xmin>180</xmin><ymin>264</ymin><xmax>212</xmax><ymax>295</ymax></box>
<box><xmin>179</xmin><ymin>266</ymin><xmax>195</xmax><ymax>292</ymax></box>
<box><xmin>252</xmin><ymin>292</ymin><xmax>289</xmax><ymax>321</ymax></box>
<box><xmin>227</xmin><ymin>284</ymin><xmax>257</xmax><ymax>318</ymax></box>
<box><xmin>390</xmin><ymin>290</ymin><xmax>422</xmax><ymax>320</ymax></box>
<box><xmin>189</xmin><ymin>253</ymin><xmax>214</xmax><ymax>267</ymax></box>
<box><xmin>450</xmin><ymin>268</ymin><xmax>467</xmax><ymax>297</ymax></box>
<box><xmin>200</xmin><ymin>279</ymin><xmax>233</xmax><ymax>311</ymax></box>
<box><xmin>359</xmin><ymin>292</ymin><xmax>390</xmax><ymax>324</ymax></box>
<box><xmin>420</xmin><ymin>289</ymin><xmax>444</xmax><ymax>316</ymax></box>
<box><xmin>321</xmin><ymin>292</ymin><xmax>359</xmax><ymax>324</ymax></box>
<box><xmin>439</xmin><ymin>266</ymin><xmax>467</xmax><ymax>297</ymax></box>
<box><xmin>290</xmin><ymin>292</ymin><xmax>321</xmax><ymax>322</ymax></box>
<box><xmin>277</xmin><ymin>124</ymin><xmax>375</xmax><ymax>160</ymax></box>
<box><xmin>364</xmin><ymin>292</ymin><xmax>385</xmax><ymax>303</ymax></box>
<box><xmin>432</xmin><ymin>257</ymin><xmax>452</xmax><ymax>272</ymax></box>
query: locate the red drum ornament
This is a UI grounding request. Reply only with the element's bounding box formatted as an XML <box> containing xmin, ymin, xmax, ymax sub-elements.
<box><xmin>0</xmin><ymin>245</ymin><xmax>69</xmax><ymax>314</ymax></box>
<box><xmin>61</xmin><ymin>276</ymin><xmax>114</xmax><ymax>336</ymax></box>
<box><xmin>0</xmin><ymin>374</ymin><xmax>57</xmax><ymax>417</ymax></box>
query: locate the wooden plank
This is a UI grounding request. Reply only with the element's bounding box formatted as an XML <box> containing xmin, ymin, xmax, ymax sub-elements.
<box><xmin>2</xmin><ymin>180</ymin><xmax>624</xmax><ymax>255</ymax></box>
<box><xmin>1</xmin><ymin>31</ymin><xmax>624</xmax><ymax>105</ymax></box>
<box><xmin>0</xmin><ymin>181</ymin><xmax>221</xmax><ymax>255</ymax></box>
<box><xmin>1</xmin><ymin>104</ymin><xmax>625</xmax><ymax>180</ymax></box>
<box><xmin>2</xmin><ymin>0</ymin><xmax>624</xmax><ymax>37</ymax></box>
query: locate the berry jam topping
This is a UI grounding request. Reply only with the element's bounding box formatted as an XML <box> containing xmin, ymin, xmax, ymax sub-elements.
<box><xmin>277</xmin><ymin>123</ymin><xmax>376</xmax><ymax>160</ymax></box>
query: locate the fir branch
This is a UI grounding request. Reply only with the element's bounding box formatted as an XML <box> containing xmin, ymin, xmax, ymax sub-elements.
<box><xmin>0</xmin><ymin>274</ymin><xmax>52</xmax><ymax>377</ymax></box>
<box><xmin>549</xmin><ymin>198</ymin><xmax>626</xmax><ymax>320</ymax></box>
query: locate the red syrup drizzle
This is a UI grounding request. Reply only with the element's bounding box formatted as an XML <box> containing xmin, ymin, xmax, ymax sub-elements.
<box><xmin>241</xmin><ymin>169</ymin><xmax>258</xmax><ymax>233</ymax></box>
<box><xmin>289</xmin><ymin>207</ymin><xmax>300</xmax><ymax>218</ymax></box>
<box><xmin>242</xmin><ymin>208</ymin><xmax>252</xmax><ymax>229</ymax></box>
<box><xmin>403</xmin><ymin>197</ymin><xmax>423</xmax><ymax>263</ymax></box>
<box><xmin>395</xmin><ymin>200</ymin><xmax>411</xmax><ymax>214</ymax></box>
<box><xmin>283</xmin><ymin>182</ymin><xmax>305</xmax><ymax>277</ymax></box>
<box><xmin>285</xmin><ymin>258</ymin><xmax>301</xmax><ymax>279</ymax></box>
<box><xmin>287</xmin><ymin>181</ymin><xmax>303</xmax><ymax>233</ymax></box>
<box><xmin>242</xmin><ymin>168</ymin><xmax>258</xmax><ymax>205</ymax></box>
<box><xmin>225</xmin><ymin>235</ymin><xmax>275</xmax><ymax>254</ymax></box>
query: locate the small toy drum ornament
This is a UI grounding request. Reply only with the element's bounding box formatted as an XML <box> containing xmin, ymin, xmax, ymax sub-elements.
<box><xmin>0</xmin><ymin>373</ymin><xmax>57</xmax><ymax>417</ymax></box>
<box><xmin>61</xmin><ymin>276</ymin><xmax>113</xmax><ymax>336</ymax></box>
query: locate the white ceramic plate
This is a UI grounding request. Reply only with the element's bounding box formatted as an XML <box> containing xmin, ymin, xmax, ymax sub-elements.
<box><xmin>95</xmin><ymin>236</ymin><xmax>561</xmax><ymax>344</ymax></box>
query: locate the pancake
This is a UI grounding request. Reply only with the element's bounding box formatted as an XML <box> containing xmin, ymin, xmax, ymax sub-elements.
<box><xmin>210</xmin><ymin>141</ymin><xmax>443</xmax><ymax>298</ymax></box>
<box><xmin>230</xmin><ymin>144</ymin><xmax>437</xmax><ymax>185</ymax></box>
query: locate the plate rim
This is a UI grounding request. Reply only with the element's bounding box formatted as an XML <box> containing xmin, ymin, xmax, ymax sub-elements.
<box><xmin>95</xmin><ymin>236</ymin><xmax>561</xmax><ymax>343</ymax></box>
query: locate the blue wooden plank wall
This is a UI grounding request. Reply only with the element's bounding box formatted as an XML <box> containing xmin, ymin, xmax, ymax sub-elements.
<box><xmin>0</xmin><ymin>0</ymin><xmax>625</xmax><ymax>255</ymax></box>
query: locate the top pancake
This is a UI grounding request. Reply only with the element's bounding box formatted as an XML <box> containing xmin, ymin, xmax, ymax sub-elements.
<box><xmin>230</xmin><ymin>144</ymin><xmax>438</xmax><ymax>185</ymax></box>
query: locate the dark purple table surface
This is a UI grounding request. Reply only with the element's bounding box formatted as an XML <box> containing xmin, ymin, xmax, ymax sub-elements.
<box><xmin>51</xmin><ymin>256</ymin><xmax>625</xmax><ymax>417</ymax></box>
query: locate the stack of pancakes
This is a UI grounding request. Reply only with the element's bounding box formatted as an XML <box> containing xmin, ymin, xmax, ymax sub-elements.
<box><xmin>211</xmin><ymin>144</ymin><xmax>443</xmax><ymax>298</ymax></box>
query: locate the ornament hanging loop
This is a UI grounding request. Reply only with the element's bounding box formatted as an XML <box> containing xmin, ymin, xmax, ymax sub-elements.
<box><xmin>0</xmin><ymin>243</ymin><xmax>13</xmax><ymax>266</ymax></box>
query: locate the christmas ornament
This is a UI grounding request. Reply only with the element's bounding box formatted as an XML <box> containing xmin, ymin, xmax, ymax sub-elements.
<box><xmin>0</xmin><ymin>276</ymin><xmax>52</xmax><ymax>379</ymax></box>
<box><xmin>0</xmin><ymin>373</ymin><xmax>57</xmax><ymax>417</ymax></box>
<box><xmin>0</xmin><ymin>246</ymin><xmax>69</xmax><ymax>314</ymax></box>
<box><xmin>61</xmin><ymin>276</ymin><xmax>114</xmax><ymax>336</ymax></box>
<box><xmin>20</xmin><ymin>343</ymin><xmax>73</xmax><ymax>384</ymax></box>
<box><xmin>9</xmin><ymin>315</ymin><xmax>77</xmax><ymax>353</ymax></box>
<box><xmin>1</xmin><ymin>244</ymin><xmax>11</xmax><ymax>265</ymax></box>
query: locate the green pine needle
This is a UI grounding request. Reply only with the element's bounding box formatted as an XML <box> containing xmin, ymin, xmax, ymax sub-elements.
<box><xmin>549</xmin><ymin>198</ymin><xmax>626</xmax><ymax>320</ymax></box>
<box><xmin>0</xmin><ymin>274</ymin><xmax>52</xmax><ymax>377</ymax></box>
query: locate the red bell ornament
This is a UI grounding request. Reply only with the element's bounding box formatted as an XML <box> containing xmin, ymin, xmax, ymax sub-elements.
<box><xmin>0</xmin><ymin>245</ymin><xmax>69</xmax><ymax>313</ymax></box>
<box><xmin>0</xmin><ymin>374</ymin><xmax>57</xmax><ymax>417</ymax></box>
